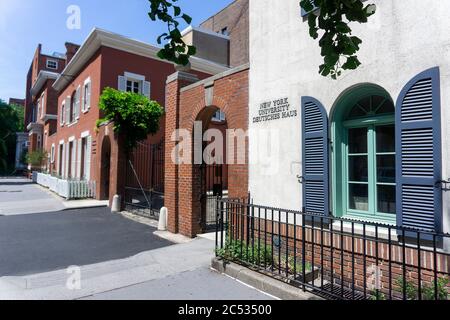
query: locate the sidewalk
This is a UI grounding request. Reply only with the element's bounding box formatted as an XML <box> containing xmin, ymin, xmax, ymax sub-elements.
<box><xmin>0</xmin><ymin>177</ymin><xmax>108</xmax><ymax>216</ymax></box>
<box><xmin>0</xmin><ymin>237</ymin><xmax>274</xmax><ymax>300</ymax></box>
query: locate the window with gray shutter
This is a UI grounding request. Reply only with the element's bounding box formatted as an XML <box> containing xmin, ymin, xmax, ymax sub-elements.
<box><xmin>396</xmin><ymin>67</ymin><xmax>442</xmax><ymax>232</ymax></box>
<box><xmin>302</xmin><ymin>96</ymin><xmax>329</xmax><ymax>216</ymax></box>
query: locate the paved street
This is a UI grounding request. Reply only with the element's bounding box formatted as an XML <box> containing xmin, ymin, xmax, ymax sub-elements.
<box><xmin>0</xmin><ymin>180</ymin><xmax>274</xmax><ymax>300</ymax></box>
<box><xmin>0</xmin><ymin>178</ymin><xmax>65</xmax><ymax>215</ymax></box>
<box><xmin>0</xmin><ymin>207</ymin><xmax>173</xmax><ymax>277</ymax></box>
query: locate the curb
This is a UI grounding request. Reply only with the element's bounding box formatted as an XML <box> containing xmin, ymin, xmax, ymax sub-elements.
<box><xmin>211</xmin><ymin>257</ymin><xmax>323</xmax><ymax>301</ymax></box>
<box><xmin>62</xmin><ymin>204</ymin><xmax>109</xmax><ymax>211</ymax></box>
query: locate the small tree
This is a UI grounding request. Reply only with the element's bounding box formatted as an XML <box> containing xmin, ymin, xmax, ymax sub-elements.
<box><xmin>97</xmin><ymin>88</ymin><xmax>164</xmax><ymax>153</ymax></box>
<box><xmin>26</xmin><ymin>150</ymin><xmax>48</xmax><ymax>172</ymax></box>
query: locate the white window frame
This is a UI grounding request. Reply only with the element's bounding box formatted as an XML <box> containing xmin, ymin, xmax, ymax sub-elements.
<box><xmin>51</xmin><ymin>144</ymin><xmax>55</xmax><ymax>163</ymax></box>
<box><xmin>83</xmin><ymin>77</ymin><xmax>91</xmax><ymax>113</ymax></box>
<box><xmin>58</xmin><ymin>140</ymin><xmax>64</xmax><ymax>176</ymax></box>
<box><xmin>40</xmin><ymin>93</ymin><xmax>45</xmax><ymax>119</ymax></box>
<box><xmin>60</xmin><ymin>102</ymin><xmax>65</xmax><ymax>126</ymax></box>
<box><xmin>124</xmin><ymin>72</ymin><xmax>145</xmax><ymax>95</ymax></box>
<box><xmin>37</xmin><ymin>100</ymin><xmax>41</xmax><ymax>121</ymax></box>
<box><xmin>46</xmin><ymin>59</ymin><xmax>58</xmax><ymax>70</ymax></box>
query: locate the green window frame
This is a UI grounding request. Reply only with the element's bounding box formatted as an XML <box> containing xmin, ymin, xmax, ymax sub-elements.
<box><xmin>331</xmin><ymin>87</ymin><xmax>396</xmax><ymax>225</ymax></box>
<box><xmin>342</xmin><ymin>118</ymin><xmax>396</xmax><ymax>224</ymax></box>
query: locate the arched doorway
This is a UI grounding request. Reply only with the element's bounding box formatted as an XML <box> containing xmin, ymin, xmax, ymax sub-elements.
<box><xmin>100</xmin><ymin>136</ymin><xmax>111</xmax><ymax>200</ymax></box>
<box><xmin>195</xmin><ymin>106</ymin><xmax>229</xmax><ymax>232</ymax></box>
<box><xmin>331</xmin><ymin>85</ymin><xmax>396</xmax><ymax>224</ymax></box>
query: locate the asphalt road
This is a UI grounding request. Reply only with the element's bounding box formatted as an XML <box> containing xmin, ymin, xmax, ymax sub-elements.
<box><xmin>0</xmin><ymin>207</ymin><xmax>173</xmax><ymax>277</ymax></box>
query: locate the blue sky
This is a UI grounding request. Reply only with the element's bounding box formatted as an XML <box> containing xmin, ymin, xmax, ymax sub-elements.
<box><xmin>0</xmin><ymin>0</ymin><xmax>234</xmax><ymax>102</ymax></box>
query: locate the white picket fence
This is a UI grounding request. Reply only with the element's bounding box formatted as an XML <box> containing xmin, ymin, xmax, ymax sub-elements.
<box><xmin>34</xmin><ymin>172</ymin><xmax>96</xmax><ymax>200</ymax></box>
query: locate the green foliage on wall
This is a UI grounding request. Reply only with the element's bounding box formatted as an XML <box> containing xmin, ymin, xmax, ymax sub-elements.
<box><xmin>97</xmin><ymin>88</ymin><xmax>164</xmax><ymax>153</ymax></box>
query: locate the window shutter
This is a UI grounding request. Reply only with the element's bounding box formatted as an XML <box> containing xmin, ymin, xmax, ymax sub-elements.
<box><xmin>71</xmin><ymin>140</ymin><xmax>77</xmax><ymax>179</ymax></box>
<box><xmin>301</xmin><ymin>96</ymin><xmax>329</xmax><ymax>216</ymax></box>
<box><xmin>77</xmin><ymin>138</ymin><xmax>82</xmax><ymax>179</ymax></box>
<box><xmin>61</xmin><ymin>144</ymin><xmax>65</xmax><ymax>177</ymax></box>
<box><xmin>65</xmin><ymin>97</ymin><xmax>71</xmax><ymax>124</ymax></box>
<box><xmin>86</xmin><ymin>82</ymin><xmax>91</xmax><ymax>110</ymax></box>
<box><xmin>61</xmin><ymin>104</ymin><xmax>65</xmax><ymax>126</ymax></box>
<box><xmin>64</xmin><ymin>143</ymin><xmax>69</xmax><ymax>178</ymax></box>
<box><xmin>81</xmin><ymin>86</ymin><xmax>86</xmax><ymax>113</ymax></box>
<box><xmin>118</xmin><ymin>76</ymin><xmax>126</xmax><ymax>92</ymax></box>
<box><xmin>143</xmin><ymin>81</ymin><xmax>151</xmax><ymax>99</ymax></box>
<box><xmin>75</xmin><ymin>87</ymin><xmax>81</xmax><ymax>120</ymax></box>
<box><xmin>396</xmin><ymin>67</ymin><xmax>442</xmax><ymax>232</ymax></box>
<box><xmin>85</xmin><ymin>136</ymin><xmax>92</xmax><ymax>181</ymax></box>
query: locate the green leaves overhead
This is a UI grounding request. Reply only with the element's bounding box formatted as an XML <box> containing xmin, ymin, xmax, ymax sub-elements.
<box><xmin>300</xmin><ymin>0</ymin><xmax>376</xmax><ymax>79</ymax></box>
<box><xmin>148</xmin><ymin>0</ymin><xmax>196</xmax><ymax>66</ymax></box>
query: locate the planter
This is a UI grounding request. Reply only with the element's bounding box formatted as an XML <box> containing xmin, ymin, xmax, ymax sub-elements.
<box><xmin>287</xmin><ymin>267</ymin><xmax>321</xmax><ymax>286</ymax></box>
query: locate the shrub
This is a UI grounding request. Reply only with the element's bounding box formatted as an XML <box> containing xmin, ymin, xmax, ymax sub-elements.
<box><xmin>97</xmin><ymin>88</ymin><xmax>164</xmax><ymax>153</ymax></box>
<box><xmin>26</xmin><ymin>150</ymin><xmax>48</xmax><ymax>170</ymax></box>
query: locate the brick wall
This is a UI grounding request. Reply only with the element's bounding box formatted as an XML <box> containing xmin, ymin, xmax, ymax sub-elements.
<box><xmin>164</xmin><ymin>67</ymin><xmax>249</xmax><ymax>237</ymax></box>
<box><xmin>200</xmin><ymin>0</ymin><xmax>249</xmax><ymax>67</ymax></box>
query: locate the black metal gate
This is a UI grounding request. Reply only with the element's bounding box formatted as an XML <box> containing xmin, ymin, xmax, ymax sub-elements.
<box><xmin>124</xmin><ymin>140</ymin><xmax>164</xmax><ymax>220</ymax></box>
<box><xmin>200</xmin><ymin>162</ymin><xmax>227</xmax><ymax>231</ymax></box>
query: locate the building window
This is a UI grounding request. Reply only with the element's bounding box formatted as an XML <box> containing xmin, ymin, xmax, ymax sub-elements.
<box><xmin>51</xmin><ymin>144</ymin><xmax>55</xmax><ymax>163</ymax></box>
<box><xmin>83</xmin><ymin>79</ymin><xmax>91</xmax><ymax>112</ymax></box>
<box><xmin>60</xmin><ymin>102</ymin><xmax>65</xmax><ymax>126</ymax></box>
<box><xmin>334</xmin><ymin>93</ymin><xmax>396</xmax><ymax>224</ymax></box>
<box><xmin>58</xmin><ymin>144</ymin><xmax>64</xmax><ymax>176</ymax></box>
<box><xmin>80</xmin><ymin>137</ymin><xmax>88</xmax><ymax>179</ymax></box>
<box><xmin>37</xmin><ymin>134</ymin><xmax>42</xmax><ymax>149</ymax></box>
<box><xmin>126</xmin><ymin>79</ymin><xmax>141</xmax><ymax>94</ymax></box>
<box><xmin>68</xmin><ymin>141</ymin><xmax>74</xmax><ymax>178</ymax></box>
<box><xmin>70</xmin><ymin>91</ymin><xmax>76</xmax><ymax>123</ymax></box>
<box><xmin>212</xmin><ymin>110</ymin><xmax>226</xmax><ymax>122</ymax></box>
<box><xmin>40</xmin><ymin>93</ymin><xmax>45</xmax><ymax>118</ymax></box>
<box><xmin>36</xmin><ymin>101</ymin><xmax>40</xmax><ymax>121</ymax></box>
<box><xmin>221</xmin><ymin>27</ymin><xmax>229</xmax><ymax>36</ymax></box>
<box><xmin>46</xmin><ymin>59</ymin><xmax>58</xmax><ymax>70</ymax></box>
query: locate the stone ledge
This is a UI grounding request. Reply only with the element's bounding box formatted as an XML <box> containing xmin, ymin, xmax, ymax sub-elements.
<box><xmin>211</xmin><ymin>257</ymin><xmax>323</xmax><ymax>301</ymax></box>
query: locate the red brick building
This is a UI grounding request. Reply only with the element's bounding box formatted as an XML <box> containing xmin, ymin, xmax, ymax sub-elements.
<box><xmin>43</xmin><ymin>28</ymin><xmax>227</xmax><ymax>202</ymax></box>
<box><xmin>24</xmin><ymin>44</ymin><xmax>70</xmax><ymax>163</ymax></box>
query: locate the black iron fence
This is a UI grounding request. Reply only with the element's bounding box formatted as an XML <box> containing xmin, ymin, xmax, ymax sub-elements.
<box><xmin>123</xmin><ymin>140</ymin><xmax>164</xmax><ymax>220</ymax></box>
<box><xmin>124</xmin><ymin>187</ymin><xmax>164</xmax><ymax>219</ymax></box>
<box><xmin>215</xmin><ymin>198</ymin><xmax>450</xmax><ymax>300</ymax></box>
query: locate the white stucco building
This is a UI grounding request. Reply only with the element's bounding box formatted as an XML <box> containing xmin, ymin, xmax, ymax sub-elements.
<box><xmin>248</xmin><ymin>0</ymin><xmax>450</xmax><ymax>234</ymax></box>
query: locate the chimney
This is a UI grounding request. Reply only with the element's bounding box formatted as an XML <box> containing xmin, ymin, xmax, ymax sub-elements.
<box><xmin>65</xmin><ymin>42</ymin><xmax>80</xmax><ymax>64</ymax></box>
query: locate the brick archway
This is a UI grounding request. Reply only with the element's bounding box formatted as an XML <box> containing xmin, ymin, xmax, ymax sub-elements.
<box><xmin>164</xmin><ymin>65</ymin><xmax>249</xmax><ymax>237</ymax></box>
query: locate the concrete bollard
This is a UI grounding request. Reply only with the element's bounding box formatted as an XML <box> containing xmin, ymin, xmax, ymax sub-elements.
<box><xmin>158</xmin><ymin>207</ymin><xmax>168</xmax><ymax>231</ymax></box>
<box><xmin>111</xmin><ymin>195</ymin><xmax>121</xmax><ymax>213</ymax></box>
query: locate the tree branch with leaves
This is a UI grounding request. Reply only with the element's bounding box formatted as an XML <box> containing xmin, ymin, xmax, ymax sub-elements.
<box><xmin>301</xmin><ymin>0</ymin><xmax>376</xmax><ymax>79</ymax></box>
<box><xmin>148</xmin><ymin>0</ymin><xmax>196</xmax><ymax>66</ymax></box>
<box><xmin>147</xmin><ymin>0</ymin><xmax>376</xmax><ymax>79</ymax></box>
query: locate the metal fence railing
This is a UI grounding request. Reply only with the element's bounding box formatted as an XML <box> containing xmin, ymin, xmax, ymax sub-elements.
<box><xmin>215</xmin><ymin>198</ymin><xmax>450</xmax><ymax>300</ymax></box>
<box><xmin>124</xmin><ymin>187</ymin><xmax>164</xmax><ymax>220</ymax></box>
